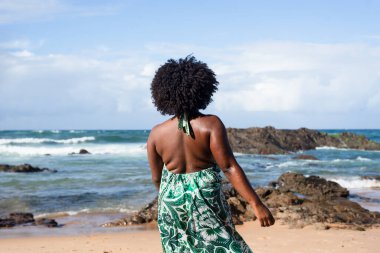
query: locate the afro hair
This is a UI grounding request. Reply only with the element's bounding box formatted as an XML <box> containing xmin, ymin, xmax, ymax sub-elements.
<box><xmin>151</xmin><ymin>56</ymin><xmax>219</xmax><ymax>116</ymax></box>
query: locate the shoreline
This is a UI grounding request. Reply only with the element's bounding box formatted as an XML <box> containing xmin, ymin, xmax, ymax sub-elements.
<box><xmin>0</xmin><ymin>212</ymin><xmax>146</xmax><ymax>239</ymax></box>
<box><xmin>0</xmin><ymin>221</ymin><xmax>379</xmax><ymax>253</ymax></box>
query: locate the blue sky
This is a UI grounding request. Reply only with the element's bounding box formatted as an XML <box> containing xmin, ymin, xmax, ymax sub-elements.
<box><xmin>1</xmin><ymin>0</ymin><xmax>380</xmax><ymax>129</ymax></box>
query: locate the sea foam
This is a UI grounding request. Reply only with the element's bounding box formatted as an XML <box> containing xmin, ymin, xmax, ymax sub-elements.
<box><xmin>316</xmin><ymin>146</ymin><xmax>352</xmax><ymax>151</ymax></box>
<box><xmin>328</xmin><ymin>177</ymin><xmax>380</xmax><ymax>189</ymax></box>
<box><xmin>356</xmin><ymin>156</ymin><xmax>372</xmax><ymax>161</ymax></box>
<box><xmin>0</xmin><ymin>136</ymin><xmax>95</xmax><ymax>145</ymax></box>
<box><xmin>0</xmin><ymin>143</ymin><xmax>146</xmax><ymax>156</ymax></box>
<box><xmin>34</xmin><ymin>207</ymin><xmax>136</xmax><ymax>219</ymax></box>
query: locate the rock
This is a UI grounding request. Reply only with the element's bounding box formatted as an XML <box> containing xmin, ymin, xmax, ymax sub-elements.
<box><xmin>293</xmin><ymin>154</ymin><xmax>318</xmax><ymax>160</ymax></box>
<box><xmin>9</xmin><ymin>213</ymin><xmax>34</xmax><ymax>224</ymax></box>
<box><xmin>226</xmin><ymin>127</ymin><xmax>380</xmax><ymax>154</ymax></box>
<box><xmin>277</xmin><ymin>172</ymin><xmax>349</xmax><ymax>199</ymax></box>
<box><xmin>68</xmin><ymin>149</ymin><xmax>91</xmax><ymax>155</ymax></box>
<box><xmin>0</xmin><ymin>213</ymin><xmax>59</xmax><ymax>229</ymax></box>
<box><xmin>361</xmin><ymin>175</ymin><xmax>380</xmax><ymax>181</ymax></box>
<box><xmin>104</xmin><ymin>172</ymin><xmax>380</xmax><ymax>230</ymax></box>
<box><xmin>0</xmin><ymin>218</ymin><xmax>16</xmax><ymax>228</ymax></box>
<box><xmin>268</xmin><ymin>181</ymin><xmax>278</xmax><ymax>188</ymax></box>
<box><xmin>279</xmin><ymin>197</ymin><xmax>380</xmax><ymax>227</ymax></box>
<box><xmin>226</xmin><ymin>196</ymin><xmax>247</xmax><ymax>225</ymax></box>
<box><xmin>337</xmin><ymin>132</ymin><xmax>380</xmax><ymax>150</ymax></box>
<box><xmin>103</xmin><ymin>197</ymin><xmax>158</xmax><ymax>227</ymax></box>
<box><xmin>0</xmin><ymin>164</ymin><xmax>57</xmax><ymax>173</ymax></box>
<box><xmin>35</xmin><ymin>218</ymin><xmax>58</xmax><ymax>227</ymax></box>
<box><xmin>262</xmin><ymin>189</ymin><xmax>304</xmax><ymax>208</ymax></box>
<box><xmin>79</xmin><ymin>149</ymin><xmax>91</xmax><ymax>154</ymax></box>
<box><xmin>228</xmin><ymin>197</ymin><xmax>246</xmax><ymax>213</ymax></box>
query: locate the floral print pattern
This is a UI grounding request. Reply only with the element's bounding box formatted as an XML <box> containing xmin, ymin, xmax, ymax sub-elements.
<box><xmin>158</xmin><ymin>165</ymin><xmax>253</xmax><ymax>253</ymax></box>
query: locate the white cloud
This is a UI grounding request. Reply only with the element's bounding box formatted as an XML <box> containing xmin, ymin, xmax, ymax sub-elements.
<box><xmin>140</xmin><ymin>63</ymin><xmax>158</xmax><ymax>77</ymax></box>
<box><xmin>0</xmin><ymin>50</ymin><xmax>153</xmax><ymax>119</ymax></box>
<box><xmin>211</xmin><ymin>42</ymin><xmax>380</xmax><ymax>114</ymax></box>
<box><xmin>11</xmin><ymin>50</ymin><xmax>33</xmax><ymax>57</ymax></box>
<box><xmin>0</xmin><ymin>40</ymin><xmax>379</xmax><ymax>129</ymax></box>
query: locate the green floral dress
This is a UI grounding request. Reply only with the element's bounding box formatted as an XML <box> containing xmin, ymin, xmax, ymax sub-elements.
<box><xmin>157</xmin><ymin>164</ymin><xmax>253</xmax><ymax>253</ymax></box>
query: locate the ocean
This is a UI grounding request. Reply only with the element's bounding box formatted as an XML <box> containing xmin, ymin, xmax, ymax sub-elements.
<box><xmin>1</xmin><ymin>129</ymin><xmax>379</xmax><ymax>236</ymax></box>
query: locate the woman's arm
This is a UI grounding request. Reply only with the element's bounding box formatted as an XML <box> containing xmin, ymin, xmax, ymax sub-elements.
<box><xmin>147</xmin><ymin>127</ymin><xmax>164</xmax><ymax>190</ymax></box>
<box><xmin>209</xmin><ymin>116</ymin><xmax>275</xmax><ymax>227</ymax></box>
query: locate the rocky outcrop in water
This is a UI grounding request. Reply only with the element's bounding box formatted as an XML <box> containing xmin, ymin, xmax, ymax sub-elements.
<box><xmin>0</xmin><ymin>164</ymin><xmax>57</xmax><ymax>173</ymax></box>
<box><xmin>68</xmin><ymin>149</ymin><xmax>91</xmax><ymax>155</ymax></box>
<box><xmin>0</xmin><ymin>213</ymin><xmax>59</xmax><ymax>228</ymax></box>
<box><xmin>226</xmin><ymin>126</ymin><xmax>380</xmax><ymax>154</ymax></box>
<box><xmin>277</xmin><ymin>172</ymin><xmax>349</xmax><ymax>199</ymax></box>
<box><xmin>103</xmin><ymin>172</ymin><xmax>380</xmax><ymax>230</ymax></box>
<box><xmin>79</xmin><ymin>149</ymin><xmax>91</xmax><ymax>154</ymax></box>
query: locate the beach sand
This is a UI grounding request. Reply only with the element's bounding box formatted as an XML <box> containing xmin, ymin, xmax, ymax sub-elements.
<box><xmin>0</xmin><ymin>221</ymin><xmax>378</xmax><ymax>253</ymax></box>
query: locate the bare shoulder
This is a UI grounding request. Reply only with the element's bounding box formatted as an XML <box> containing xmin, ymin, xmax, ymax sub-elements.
<box><xmin>148</xmin><ymin>117</ymin><xmax>175</xmax><ymax>143</ymax></box>
<box><xmin>198</xmin><ymin>114</ymin><xmax>225</xmax><ymax>131</ymax></box>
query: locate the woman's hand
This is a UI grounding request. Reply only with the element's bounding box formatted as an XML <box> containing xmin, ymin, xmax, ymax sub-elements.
<box><xmin>252</xmin><ymin>202</ymin><xmax>275</xmax><ymax>227</ymax></box>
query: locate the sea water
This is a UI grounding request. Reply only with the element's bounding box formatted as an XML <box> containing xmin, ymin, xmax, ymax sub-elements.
<box><xmin>0</xmin><ymin>129</ymin><xmax>379</xmax><ymax>235</ymax></box>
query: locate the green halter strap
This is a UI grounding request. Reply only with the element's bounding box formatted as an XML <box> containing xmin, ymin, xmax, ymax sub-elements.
<box><xmin>178</xmin><ymin>113</ymin><xmax>191</xmax><ymax>136</ymax></box>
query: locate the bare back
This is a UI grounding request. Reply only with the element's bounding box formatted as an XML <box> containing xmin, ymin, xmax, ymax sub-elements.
<box><xmin>151</xmin><ymin>114</ymin><xmax>217</xmax><ymax>174</ymax></box>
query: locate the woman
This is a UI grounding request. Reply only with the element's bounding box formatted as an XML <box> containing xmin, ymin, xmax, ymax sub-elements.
<box><xmin>147</xmin><ymin>56</ymin><xmax>275</xmax><ymax>253</ymax></box>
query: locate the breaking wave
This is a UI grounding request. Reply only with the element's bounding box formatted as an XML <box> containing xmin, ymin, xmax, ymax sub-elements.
<box><xmin>327</xmin><ymin>177</ymin><xmax>380</xmax><ymax>189</ymax></box>
<box><xmin>0</xmin><ymin>137</ymin><xmax>95</xmax><ymax>145</ymax></box>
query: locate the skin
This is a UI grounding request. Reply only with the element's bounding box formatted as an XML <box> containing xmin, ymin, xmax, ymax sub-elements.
<box><xmin>147</xmin><ymin>113</ymin><xmax>275</xmax><ymax>227</ymax></box>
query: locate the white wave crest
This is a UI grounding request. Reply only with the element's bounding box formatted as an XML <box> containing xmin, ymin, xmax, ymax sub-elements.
<box><xmin>316</xmin><ymin>146</ymin><xmax>352</xmax><ymax>151</ymax></box>
<box><xmin>0</xmin><ymin>143</ymin><xmax>146</xmax><ymax>156</ymax></box>
<box><xmin>0</xmin><ymin>136</ymin><xmax>95</xmax><ymax>145</ymax></box>
<box><xmin>332</xmin><ymin>158</ymin><xmax>357</xmax><ymax>163</ymax></box>
<box><xmin>331</xmin><ymin>156</ymin><xmax>372</xmax><ymax>163</ymax></box>
<box><xmin>356</xmin><ymin>156</ymin><xmax>372</xmax><ymax>161</ymax></box>
<box><xmin>35</xmin><ymin>207</ymin><xmax>135</xmax><ymax>218</ymax></box>
<box><xmin>32</xmin><ymin>130</ymin><xmax>61</xmax><ymax>134</ymax></box>
<box><xmin>327</xmin><ymin>177</ymin><xmax>380</xmax><ymax>189</ymax></box>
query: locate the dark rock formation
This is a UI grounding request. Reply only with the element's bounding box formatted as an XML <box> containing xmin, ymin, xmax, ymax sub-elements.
<box><xmin>293</xmin><ymin>154</ymin><xmax>318</xmax><ymax>160</ymax></box>
<box><xmin>0</xmin><ymin>164</ymin><xmax>57</xmax><ymax>173</ymax></box>
<box><xmin>0</xmin><ymin>218</ymin><xmax>16</xmax><ymax>228</ymax></box>
<box><xmin>69</xmin><ymin>149</ymin><xmax>91</xmax><ymax>155</ymax></box>
<box><xmin>256</xmin><ymin>187</ymin><xmax>304</xmax><ymax>208</ymax></box>
<box><xmin>226</xmin><ymin>126</ymin><xmax>380</xmax><ymax>154</ymax></box>
<box><xmin>9</xmin><ymin>213</ymin><xmax>34</xmax><ymax>225</ymax></box>
<box><xmin>0</xmin><ymin>213</ymin><xmax>59</xmax><ymax>229</ymax></box>
<box><xmin>337</xmin><ymin>132</ymin><xmax>378</xmax><ymax>150</ymax></box>
<box><xmin>277</xmin><ymin>172</ymin><xmax>349</xmax><ymax>199</ymax></box>
<box><xmin>79</xmin><ymin>149</ymin><xmax>91</xmax><ymax>154</ymax></box>
<box><xmin>35</xmin><ymin>218</ymin><xmax>59</xmax><ymax>227</ymax></box>
<box><xmin>103</xmin><ymin>172</ymin><xmax>380</xmax><ymax>230</ymax></box>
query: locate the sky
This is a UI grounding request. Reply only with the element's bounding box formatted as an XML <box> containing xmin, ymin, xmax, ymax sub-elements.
<box><xmin>0</xmin><ymin>0</ymin><xmax>379</xmax><ymax>130</ymax></box>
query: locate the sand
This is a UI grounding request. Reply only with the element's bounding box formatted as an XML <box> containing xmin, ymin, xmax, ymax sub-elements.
<box><xmin>0</xmin><ymin>221</ymin><xmax>379</xmax><ymax>253</ymax></box>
